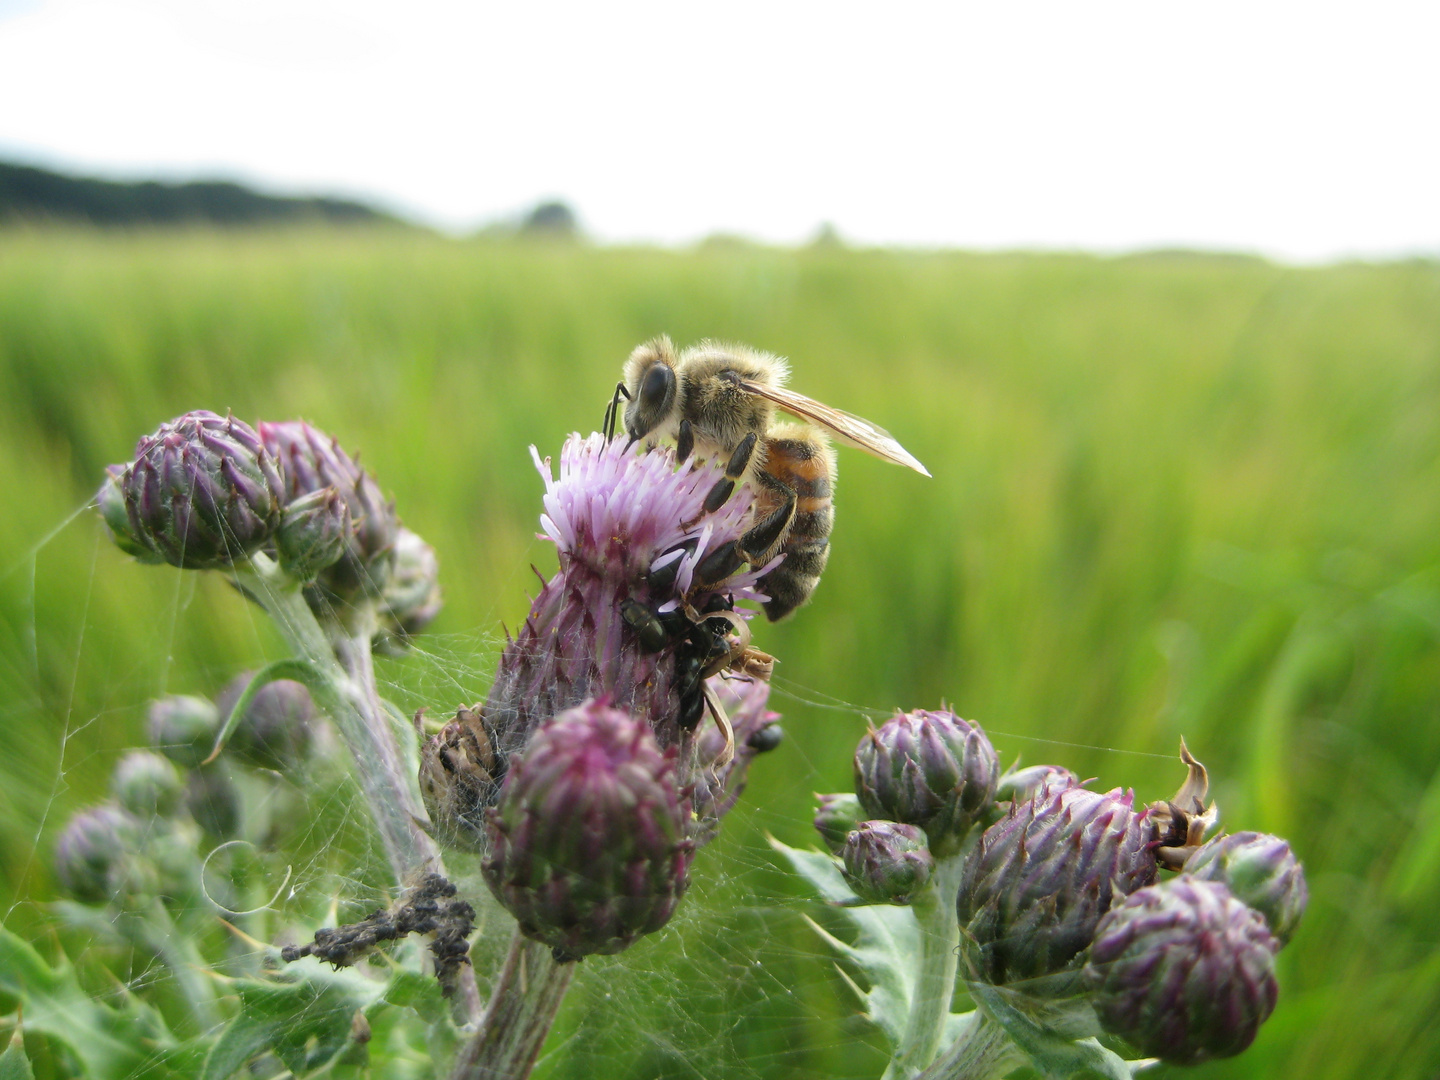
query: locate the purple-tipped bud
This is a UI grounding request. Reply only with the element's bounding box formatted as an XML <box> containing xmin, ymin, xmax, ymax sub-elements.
<box><xmin>97</xmin><ymin>465</ymin><xmax>162</xmax><ymax>561</ymax></box>
<box><xmin>1185</xmin><ymin>832</ymin><xmax>1307</xmax><ymax>946</ymax></box>
<box><xmin>54</xmin><ymin>804</ymin><xmax>153</xmax><ymax>904</ymax></box>
<box><xmin>101</xmin><ymin>411</ymin><xmax>285</xmax><ymax>569</ymax></box>
<box><xmin>690</xmin><ymin>677</ymin><xmax>781</xmax><ymax>846</ymax></box>
<box><xmin>147</xmin><ymin>694</ymin><xmax>221</xmax><ymax>768</ymax></box>
<box><xmin>482</xmin><ymin>700</ymin><xmax>694</xmax><ymax>960</ymax></box>
<box><xmin>275</xmin><ymin>486</ymin><xmax>351</xmax><ymax>582</ymax></box>
<box><xmin>110</xmin><ymin>750</ymin><xmax>184</xmax><ymax>817</ymax></box>
<box><xmin>419</xmin><ymin>705</ymin><xmax>505</xmax><ymax>855</ymax></box>
<box><xmin>995</xmin><ymin>763</ymin><xmax>1080</xmax><ymax>805</ymax></box>
<box><xmin>854</xmin><ymin>708</ymin><xmax>1000</xmax><ymax>856</ymax></box>
<box><xmin>842</xmin><ymin>821</ymin><xmax>934</xmax><ymax>905</ymax></box>
<box><xmin>215</xmin><ymin>674</ymin><xmax>316</xmax><ymax>772</ymax></box>
<box><xmin>259</xmin><ymin>420</ymin><xmax>398</xmax><ymax>603</ymax></box>
<box><xmin>959</xmin><ymin>785</ymin><xmax>1158</xmax><ymax>996</ymax></box>
<box><xmin>374</xmin><ymin>527</ymin><xmax>443</xmax><ymax>655</ymax></box>
<box><xmin>186</xmin><ymin>766</ymin><xmax>241</xmax><ymax>839</ymax></box>
<box><xmin>1084</xmin><ymin>878</ymin><xmax>1279</xmax><ymax>1064</ymax></box>
<box><xmin>814</xmin><ymin>792</ymin><xmax>865</xmax><ymax>855</ymax></box>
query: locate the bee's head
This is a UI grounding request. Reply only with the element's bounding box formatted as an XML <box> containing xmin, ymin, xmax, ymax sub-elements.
<box><xmin>623</xmin><ymin>335</ymin><xmax>681</xmax><ymax>442</ymax></box>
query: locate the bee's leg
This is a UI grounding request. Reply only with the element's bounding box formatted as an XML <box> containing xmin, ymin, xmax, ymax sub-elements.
<box><xmin>694</xmin><ymin>483</ymin><xmax>795</xmax><ymax>585</ymax></box>
<box><xmin>737</xmin><ymin>485</ymin><xmax>796</xmax><ymax>562</ymax></box>
<box><xmin>702</xmin><ymin>432</ymin><xmax>759</xmax><ymax>514</ymax></box>
<box><xmin>603</xmin><ymin>382</ymin><xmax>631</xmax><ymax>443</ymax></box>
<box><xmin>676</xmin><ymin>419</ymin><xmax>695</xmax><ymax>465</ymax></box>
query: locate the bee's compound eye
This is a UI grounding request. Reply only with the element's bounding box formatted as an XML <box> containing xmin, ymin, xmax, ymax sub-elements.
<box><xmin>640</xmin><ymin>363</ymin><xmax>675</xmax><ymax>410</ymax></box>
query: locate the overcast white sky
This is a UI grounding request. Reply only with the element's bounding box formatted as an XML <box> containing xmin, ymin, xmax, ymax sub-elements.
<box><xmin>1</xmin><ymin>0</ymin><xmax>1436</xmax><ymax>261</ymax></box>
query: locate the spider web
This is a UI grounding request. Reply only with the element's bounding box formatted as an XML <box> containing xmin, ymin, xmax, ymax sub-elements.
<box><xmin>0</xmin><ymin>489</ymin><xmax>1178</xmax><ymax>1080</ymax></box>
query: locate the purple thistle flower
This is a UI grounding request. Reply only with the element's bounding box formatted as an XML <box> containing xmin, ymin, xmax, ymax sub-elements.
<box><xmin>482</xmin><ymin>700</ymin><xmax>694</xmax><ymax>960</ymax></box>
<box><xmin>1084</xmin><ymin>878</ymin><xmax>1280</xmax><ymax>1064</ymax></box>
<box><xmin>482</xmin><ymin>434</ymin><xmax>773</xmax><ymax>765</ymax></box>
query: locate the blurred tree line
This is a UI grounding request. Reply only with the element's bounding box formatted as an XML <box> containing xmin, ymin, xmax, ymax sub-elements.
<box><xmin>0</xmin><ymin>159</ymin><xmax>402</xmax><ymax>227</ymax></box>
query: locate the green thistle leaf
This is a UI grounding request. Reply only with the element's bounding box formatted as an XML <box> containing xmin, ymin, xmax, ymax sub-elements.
<box><xmin>0</xmin><ymin>926</ymin><xmax>199</xmax><ymax>1080</ymax></box>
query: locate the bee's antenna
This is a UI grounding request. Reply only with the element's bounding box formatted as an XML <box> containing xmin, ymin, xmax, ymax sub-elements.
<box><xmin>603</xmin><ymin>381</ymin><xmax>631</xmax><ymax>443</ymax></box>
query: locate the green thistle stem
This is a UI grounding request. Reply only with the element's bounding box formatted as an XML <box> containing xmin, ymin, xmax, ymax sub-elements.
<box><xmin>916</xmin><ymin>1008</ymin><xmax>1024</xmax><ymax>1080</ymax></box>
<box><xmin>234</xmin><ymin>556</ymin><xmax>439</xmax><ymax>885</ymax></box>
<box><xmin>884</xmin><ymin>853</ymin><xmax>966</xmax><ymax>1080</ymax></box>
<box><xmin>134</xmin><ymin>899</ymin><xmax>220</xmax><ymax>1032</ymax></box>
<box><xmin>448</xmin><ymin>931</ymin><xmax>575</xmax><ymax>1080</ymax></box>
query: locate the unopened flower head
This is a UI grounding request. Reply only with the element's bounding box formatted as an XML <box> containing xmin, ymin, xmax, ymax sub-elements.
<box><xmin>216</xmin><ymin>673</ymin><xmax>316</xmax><ymax>772</ymax></box>
<box><xmin>186</xmin><ymin>765</ymin><xmax>241</xmax><ymax>840</ymax></box>
<box><xmin>275</xmin><ymin>486</ymin><xmax>351</xmax><ymax>582</ymax></box>
<box><xmin>259</xmin><ymin>420</ymin><xmax>398</xmax><ymax>604</ymax></box>
<box><xmin>147</xmin><ymin>694</ymin><xmax>221</xmax><ymax>768</ymax></box>
<box><xmin>842</xmin><ymin>820</ymin><xmax>934</xmax><ymax>905</ymax></box>
<box><xmin>482</xmin><ymin>699</ymin><xmax>694</xmax><ymax>960</ymax></box>
<box><xmin>54</xmin><ymin>803</ymin><xmax>154</xmax><ymax>904</ymax></box>
<box><xmin>854</xmin><ymin>708</ymin><xmax>1000</xmax><ymax>856</ymax></box>
<box><xmin>1185</xmin><ymin>831</ymin><xmax>1308</xmax><ymax>946</ymax></box>
<box><xmin>1084</xmin><ymin>877</ymin><xmax>1279</xmax><ymax>1065</ymax></box>
<box><xmin>995</xmin><ymin>763</ymin><xmax>1080</xmax><ymax>806</ymax></box>
<box><xmin>110</xmin><ymin>750</ymin><xmax>185</xmax><ymax>818</ymax></box>
<box><xmin>100</xmin><ymin>411</ymin><xmax>285</xmax><ymax>569</ymax></box>
<box><xmin>959</xmin><ymin>784</ymin><xmax>1157</xmax><ymax>996</ymax></box>
<box><xmin>814</xmin><ymin>792</ymin><xmax>865</xmax><ymax>855</ymax></box>
<box><xmin>374</xmin><ymin>527</ymin><xmax>443</xmax><ymax>655</ymax></box>
<box><xmin>482</xmin><ymin>434</ymin><xmax>773</xmax><ymax>768</ymax></box>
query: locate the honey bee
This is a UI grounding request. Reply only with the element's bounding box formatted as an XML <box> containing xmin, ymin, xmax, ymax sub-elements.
<box><xmin>607</xmin><ymin>336</ymin><xmax>929</xmax><ymax>621</ymax></box>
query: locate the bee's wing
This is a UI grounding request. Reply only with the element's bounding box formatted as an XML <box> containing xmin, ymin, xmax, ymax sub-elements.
<box><xmin>739</xmin><ymin>380</ymin><xmax>931</xmax><ymax>477</ymax></box>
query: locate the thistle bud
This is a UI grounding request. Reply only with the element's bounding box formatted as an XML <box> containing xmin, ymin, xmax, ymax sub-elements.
<box><xmin>147</xmin><ymin>694</ymin><xmax>221</xmax><ymax>768</ymax></box>
<box><xmin>97</xmin><ymin>465</ymin><xmax>161</xmax><ymax>561</ymax></box>
<box><xmin>1084</xmin><ymin>878</ymin><xmax>1279</xmax><ymax>1064</ymax></box>
<box><xmin>482</xmin><ymin>700</ymin><xmax>694</xmax><ymax>960</ymax></box>
<box><xmin>959</xmin><ymin>784</ymin><xmax>1157</xmax><ymax>996</ymax></box>
<box><xmin>275</xmin><ymin>486</ymin><xmax>351</xmax><ymax>582</ymax></box>
<box><xmin>374</xmin><ymin>527</ymin><xmax>443</xmax><ymax>655</ymax></box>
<box><xmin>54</xmin><ymin>804</ymin><xmax>153</xmax><ymax>904</ymax></box>
<box><xmin>1185</xmin><ymin>831</ymin><xmax>1307</xmax><ymax>946</ymax></box>
<box><xmin>259</xmin><ymin>420</ymin><xmax>398</xmax><ymax>603</ymax></box>
<box><xmin>186</xmin><ymin>765</ymin><xmax>241</xmax><ymax>840</ymax></box>
<box><xmin>995</xmin><ymin>763</ymin><xmax>1080</xmax><ymax>805</ymax></box>
<box><xmin>842</xmin><ymin>821</ymin><xmax>934</xmax><ymax>905</ymax></box>
<box><xmin>814</xmin><ymin>792</ymin><xmax>865</xmax><ymax>855</ymax></box>
<box><xmin>854</xmin><ymin>708</ymin><xmax>1000</xmax><ymax>856</ymax></box>
<box><xmin>110</xmin><ymin>750</ymin><xmax>184</xmax><ymax>818</ymax></box>
<box><xmin>215</xmin><ymin>673</ymin><xmax>315</xmax><ymax>772</ymax></box>
<box><xmin>101</xmin><ymin>411</ymin><xmax>285</xmax><ymax>569</ymax></box>
<box><xmin>690</xmin><ymin>677</ymin><xmax>781</xmax><ymax>846</ymax></box>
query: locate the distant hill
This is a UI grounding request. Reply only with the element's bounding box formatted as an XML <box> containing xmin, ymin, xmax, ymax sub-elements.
<box><xmin>0</xmin><ymin>160</ymin><xmax>404</xmax><ymax>227</ymax></box>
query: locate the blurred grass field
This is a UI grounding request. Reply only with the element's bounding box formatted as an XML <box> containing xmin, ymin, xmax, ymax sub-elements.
<box><xmin>1</xmin><ymin>227</ymin><xmax>1438</xmax><ymax>1079</ymax></box>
